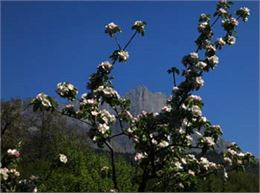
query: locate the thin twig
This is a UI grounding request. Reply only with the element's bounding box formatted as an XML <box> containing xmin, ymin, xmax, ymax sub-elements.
<box><xmin>109</xmin><ymin>132</ymin><xmax>126</xmax><ymax>139</ymax></box>
<box><xmin>54</xmin><ymin>109</ymin><xmax>92</xmax><ymax>127</ymax></box>
<box><xmin>114</xmin><ymin>36</ymin><xmax>121</xmax><ymax>50</ymax></box>
<box><xmin>211</xmin><ymin>16</ymin><xmax>220</xmax><ymax>28</ymax></box>
<box><xmin>123</xmin><ymin>31</ymin><xmax>138</xmax><ymax>50</ymax></box>
<box><xmin>173</xmin><ymin>73</ymin><xmax>177</xmax><ymax>87</ymax></box>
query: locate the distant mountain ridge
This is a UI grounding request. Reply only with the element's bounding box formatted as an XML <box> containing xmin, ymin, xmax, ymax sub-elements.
<box><xmin>15</xmin><ymin>85</ymin><xmax>229</xmax><ymax>153</ymax></box>
<box><xmin>125</xmin><ymin>85</ymin><xmax>168</xmax><ymax>115</ymax></box>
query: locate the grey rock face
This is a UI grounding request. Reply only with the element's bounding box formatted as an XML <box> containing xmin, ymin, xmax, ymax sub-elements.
<box><xmin>125</xmin><ymin>85</ymin><xmax>168</xmax><ymax>115</ymax></box>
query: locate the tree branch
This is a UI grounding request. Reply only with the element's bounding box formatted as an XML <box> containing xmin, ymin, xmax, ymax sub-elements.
<box><xmin>104</xmin><ymin>141</ymin><xmax>119</xmax><ymax>191</ymax></box>
<box><xmin>54</xmin><ymin>109</ymin><xmax>92</xmax><ymax>127</ymax></box>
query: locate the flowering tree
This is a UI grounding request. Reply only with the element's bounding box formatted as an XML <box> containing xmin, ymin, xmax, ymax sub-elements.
<box><xmin>27</xmin><ymin>0</ymin><xmax>254</xmax><ymax>192</ymax></box>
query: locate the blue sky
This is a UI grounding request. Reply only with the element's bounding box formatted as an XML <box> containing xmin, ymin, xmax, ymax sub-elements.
<box><xmin>1</xmin><ymin>1</ymin><xmax>259</xmax><ymax>156</ymax></box>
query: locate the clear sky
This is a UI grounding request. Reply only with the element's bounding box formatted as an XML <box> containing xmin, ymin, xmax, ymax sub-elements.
<box><xmin>1</xmin><ymin>1</ymin><xmax>259</xmax><ymax>156</ymax></box>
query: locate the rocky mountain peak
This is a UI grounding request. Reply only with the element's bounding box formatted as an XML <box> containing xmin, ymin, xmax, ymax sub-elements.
<box><xmin>125</xmin><ymin>85</ymin><xmax>167</xmax><ymax>116</ymax></box>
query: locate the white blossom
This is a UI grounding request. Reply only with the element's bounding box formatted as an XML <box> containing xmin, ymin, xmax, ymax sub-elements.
<box><xmin>227</xmin><ymin>148</ymin><xmax>237</xmax><ymax>156</ymax></box>
<box><xmin>181</xmin><ymin>103</ymin><xmax>187</xmax><ymax>110</ymax></box>
<box><xmin>189</xmin><ymin>52</ymin><xmax>199</xmax><ymax>63</ymax></box>
<box><xmin>59</xmin><ymin>154</ymin><xmax>68</xmax><ymax>164</ymax></box>
<box><xmin>224</xmin><ymin>170</ymin><xmax>228</xmax><ymax>179</ymax></box>
<box><xmin>191</xmin><ymin>105</ymin><xmax>202</xmax><ymax>117</ymax></box>
<box><xmin>182</xmin><ymin>118</ymin><xmax>192</xmax><ymax>128</ymax></box>
<box><xmin>224</xmin><ymin>157</ymin><xmax>232</xmax><ymax>166</ymax></box>
<box><xmin>178</xmin><ymin>127</ymin><xmax>185</xmax><ymax>134</ymax></box>
<box><xmin>9</xmin><ymin>168</ymin><xmax>20</xmax><ymax>177</ymax></box>
<box><xmin>158</xmin><ymin>140</ymin><xmax>169</xmax><ymax>148</ymax></box>
<box><xmin>212</xmin><ymin>125</ymin><xmax>223</xmax><ymax>133</ymax></box>
<box><xmin>122</xmin><ymin>110</ymin><xmax>134</xmax><ymax>120</ymax></box>
<box><xmin>204</xmin><ymin>136</ymin><xmax>215</xmax><ymax>147</ymax></box>
<box><xmin>98</xmin><ymin>61</ymin><xmax>113</xmax><ymax>73</ymax></box>
<box><xmin>187</xmin><ymin>154</ymin><xmax>196</xmax><ymax>161</ymax></box>
<box><xmin>207</xmin><ymin>55</ymin><xmax>219</xmax><ymax>67</ymax></box>
<box><xmin>134</xmin><ymin>152</ymin><xmax>147</xmax><ymax>161</ymax></box>
<box><xmin>99</xmin><ymin>109</ymin><xmax>116</xmax><ymax>124</ymax></box>
<box><xmin>195</xmin><ymin>76</ymin><xmax>204</xmax><ymax>87</ymax></box>
<box><xmin>206</xmin><ymin>44</ymin><xmax>216</xmax><ymax>53</ymax></box>
<box><xmin>236</xmin><ymin>7</ymin><xmax>250</xmax><ymax>22</ymax></box>
<box><xmin>110</xmin><ymin>189</ymin><xmax>118</xmax><ymax>193</ymax></box>
<box><xmin>181</xmin><ymin>158</ymin><xmax>187</xmax><ymax>165</ymax></box>
<box><xmin>196</xmin><ymin>61</ymin><xmax>207</xmax><ymax>70</ymax></box>
<box><xmin>91</xmin><ymin>110</ymin><xmax>99</xmax><ymax>116</ymax></box>
<box><xmin>173</xmin><ymin>86</ymin><xmax>179</xmax><ymax>93</ymax></box>
<box><xmin>200</xmin><ymin>116</ymin><xmax>207</xmax><ymax>123</ymax></box>
<box><xmin>151</xmin><ymin>138</ymin><xmax>158</xmax><ymax>145</ymax></box>
<box><xmin>237</xmin><ymin>152</ymin><xmax>245</xmax><ymax>157</ymax></box>
<box><xmin>117</xmin><ymin>50</ymin><xmax>129</xmax><ymax>62</ymax></box>
<box><xmin>56</xmin><ymin>82</ymin><xmax>78</xmax><ymax>99</ymax></box>
<box><xmin>226</xmin><ymin>36</ymin><xmax>236</xmax><ymax>45</ymax></box>
<box><xmin>219</xmin><ymin>0</ymin><xmax>228</xmax><ymax>3</ymax></box>
<box><xmin>94</xmin><ymin>86</ymin><xmax>120</xmax><ymax>99</ymax></box>
<box><xmin>174</xmin><ymin>161</ymin><xmax>183</xmax><ymax>170</ymax></box>
<box><xmin>188</xmin><ymin>169</ymin><xmax>195</xmax><ymax>176</ymax></box>
<box><xmin>7</xmin><ymin>149</ymin><xmax>20</xmax><ymax>157</ymax></box>
<box><xmin>105</xmin><ymin>22</ymin><xmax>121</xmax><ymax>36</ymax></box>
<box><xmin>161</xmin><ymin>105</ymin><xmax>172</xmax><ymax>112</ymax></box>
<box><xmin>217</xmin><ymin>37</ymin><xmax>226</xmax><ymax>46</ymax></box>
<box><xmin>0</xmin><ymin>167</ymin><xmax>9</xmax><ymax>180</ymax></box>
<box><xmin>200</xmin><ymin>157</ymin><xmax>210</xmax><ymax>170</ymax></box>
<box><xmin>36</xmin><ymin>93</ymin><xmax>52</xmax><ymax>108</ymax></box>
<box><xmin>186</xmin><ymin>135</ymin><xmax>193</xmax><ymax>145</ymax></box>
<box><xmin>198</xmin><ymin>22</ymin><xmax>209</xmax><ymax>32</ymax></box>
<box><xmin>217</xmin><ymin>8</ymin><xmax>227</xmax><ymax>15</ymax></box>
<box><xmin>178</xmin><ymin>182</ymin><xmax>184</xmax><ymax>189</ymax></box>
<box><xmin>97</xmin><ymin>123</ymin><xmax>110</xmax><ymax>134</ymax></box>
<box><xmin>133</xmin><ymin>21</ymin><xmax>145</xmax><ymax>30</ymax></box>
<box><xmin>188</xmin><ymin>95</ymin><xmax>202</xmax><ymax>102</ymax></box>
<box><xmin>105</xmin><ymin>22</ymin><xmax>118</xmax><ymax>30</ymax></box>
<box><xmin>81</xmin><ymin>98</ymin><xmax>96</xmax><ymax>106</ymax></box>
<box><xmin>230</xmin><ymin>17</ymin><xmax>239</xmax><ymax>26</ymax></box>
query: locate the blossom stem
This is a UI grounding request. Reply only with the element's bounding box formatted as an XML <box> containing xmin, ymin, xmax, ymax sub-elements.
<box><xmin>114</xmin><ymin>36</ymin><xmax>121</xmax><ymax>50</ymax></box>
<box><xmin>173</xmin><ymin>73</ymin><xmax>177</xmax><ymax>87</ymax></box>
<box><xmin>123</xmin><ymin>31</ymin><xmax>138</xmax><ymax>50</ymax></box>
<box><xmin>211</xmin><ymin>16</ymin><xmax>220</xmax><ymax>28</ymax></box>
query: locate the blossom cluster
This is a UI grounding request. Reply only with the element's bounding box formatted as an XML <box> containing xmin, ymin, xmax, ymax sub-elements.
<box><xmin>223</xmin><ymin>143</ymin><xmax>254</xmax><ymax>167</ymax></box>
<box><xmin>0</xmin><ymin>167</ymin><xmax>20</xmax><ymax>181</ymax></box>
<box><xmin>132</xmin><ymin>20</ymin><xmax>146</xmax><ymax>36</ymax></box>
<box><xmin>1</xmin><ymin>148</ymin><xmax>38</xmax><ymax>192</ymax></box>
<box><xmin>236</xmin><ymin>7</ymin><xmax>250</xmax><ymax>22</ymax></box>
<box><xmin>98</xmin><ymin>61</ymin><xmax>113</xmax><ymax>73</ymax></box>
<box><xmin>30</xmin><ymin>92</ymin><xmax>56</xmax><ymax>111</ymax></box>
<box><xmin>56</xmin><ymin>82</ymin><xmax>78</xmax><ymax>101</ymax></box>
<box><xmin>7</xmin><ymin>149</ymin><xmax>21</xmax><ymax>158</ymax></box>
<box><xmin>110</xmin><ymin>50</ymin><xmax>129</xmax><ymax>62</ymax></box>
<box><xmin>105</xmin><ymin>22</ymin><xmax>121</xmax><ymax>37</ymax></box>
